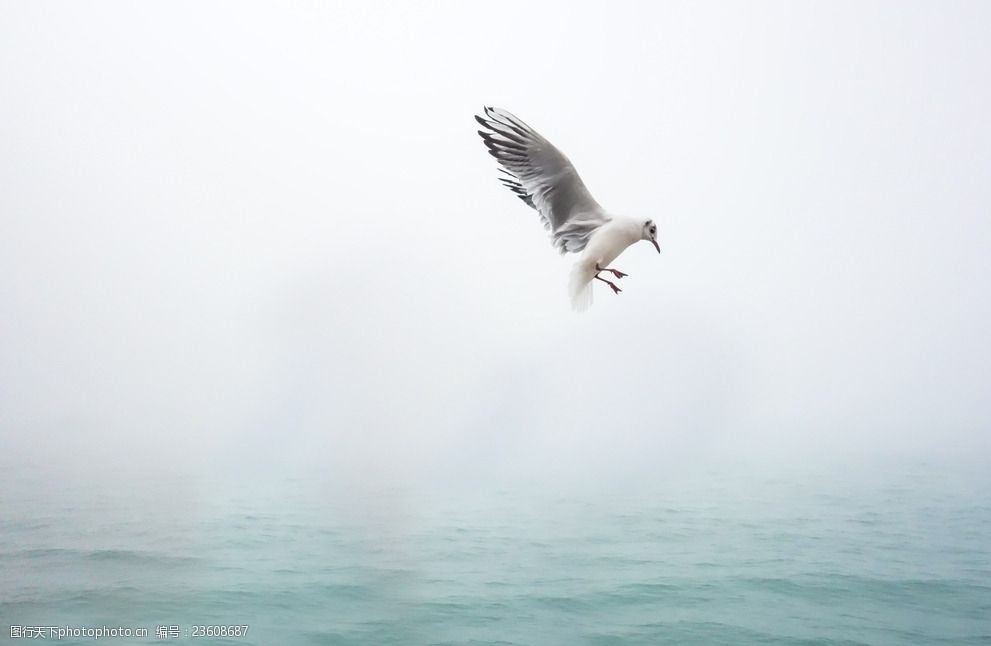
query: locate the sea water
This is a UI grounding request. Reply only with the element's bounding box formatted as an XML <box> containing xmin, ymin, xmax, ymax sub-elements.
<box><xmin>1</xmin><ymin>460</ymin><xmax>988</xmax><ymax>645</ymax></box>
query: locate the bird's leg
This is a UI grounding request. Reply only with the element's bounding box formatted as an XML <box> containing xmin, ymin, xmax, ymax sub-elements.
<box><xmin>594</xmin><ymin>274</ymin><xmax>622</xmax><ymax>295</ymax></box>
<box><xmin>595</xmin><ymin>263</ymin><xmax>628</xmax><ymax>279</ymax></box>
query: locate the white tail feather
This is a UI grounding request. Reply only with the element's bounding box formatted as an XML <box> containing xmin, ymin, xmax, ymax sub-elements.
<box><xmin>569</xmin><ymin>263</ymin><xmax>595</xmax><ymax>312</ymax></box>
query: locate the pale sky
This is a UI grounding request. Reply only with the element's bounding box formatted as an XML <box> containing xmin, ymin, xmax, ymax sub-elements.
<box><xmin>2</xmin><ymin>1</ymin><xmax>989</xmax><ymax>486</ymax></box>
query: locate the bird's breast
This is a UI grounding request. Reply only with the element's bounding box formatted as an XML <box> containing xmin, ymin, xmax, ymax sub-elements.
<box><xmin>583</xmin><ymin>223</ymin><xmax>637</xmax><ymax>266</ymax></box>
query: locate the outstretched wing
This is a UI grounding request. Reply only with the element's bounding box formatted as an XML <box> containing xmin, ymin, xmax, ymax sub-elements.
<box><xmin>476</xmin><ymin>106</ymin><xmax>609</xmax><ymax>254</ymax></box>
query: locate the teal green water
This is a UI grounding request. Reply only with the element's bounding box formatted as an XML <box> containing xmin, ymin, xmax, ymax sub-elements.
<box><xmin>1</xmin><ymin>462</ymin><xmax>989</xmax><ymax>645</ymax></box>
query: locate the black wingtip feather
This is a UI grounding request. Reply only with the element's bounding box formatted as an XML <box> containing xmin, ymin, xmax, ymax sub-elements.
<box><xmin>477</xmin><ymin>108</ymin><xmax>539</xmax><ymax>212</ymax></box>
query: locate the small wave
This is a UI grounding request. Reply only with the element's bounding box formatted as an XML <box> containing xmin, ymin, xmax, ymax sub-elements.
<box><xmin>85</xmin><ymin>548</ymin><xmax>199</xmax><ymax>565</ymax></box>
<box><xmin>4</xmin><ymin>546</ymin><xmax>200</xmax><ymax>567</ymax></box>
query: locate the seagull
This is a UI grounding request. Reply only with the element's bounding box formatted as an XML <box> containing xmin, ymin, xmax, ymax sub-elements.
<box><xmin>475</xmin><ymin>106</ymin><xmax>660</xmax><ymax>311</ymax></box>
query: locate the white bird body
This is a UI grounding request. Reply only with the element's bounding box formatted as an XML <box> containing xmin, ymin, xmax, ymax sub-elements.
<box><xmin>580</xmin><ymin>216</ymin><xmax>643</xmax><ymax>271</ymax></box>
<box><xmin>475</xmin><ymin>107</ymin><xmax>660</xmax><ymax>310</ymax></box>
<box><xmin>568</xmin><ymin>216</ymin><xmax>644</xmax><ymax>310</ymax></box>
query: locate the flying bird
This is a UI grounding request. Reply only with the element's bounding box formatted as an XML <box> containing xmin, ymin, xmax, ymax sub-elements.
<box><xmin>475</xmin><ymin>106</ymin><xmax>660</xmax><ymax>310</ymax></box>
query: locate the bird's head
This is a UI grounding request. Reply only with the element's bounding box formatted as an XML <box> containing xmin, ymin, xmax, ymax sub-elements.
<box><xmin>642</xmin><ymin>220</ymin><xmax>660</xmax><ymax>253</ymax></box>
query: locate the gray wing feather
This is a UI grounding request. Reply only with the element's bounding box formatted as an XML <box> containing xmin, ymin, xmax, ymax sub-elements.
<box><xmin>476</xmin><ymin>106</ymin><xmax>609</xmax><ymax>254</ymax></box>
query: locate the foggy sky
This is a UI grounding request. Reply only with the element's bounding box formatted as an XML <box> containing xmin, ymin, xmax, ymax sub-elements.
<box><xmin>2</xmin><ymin>1</ymin><xmax>989</xmax><ymax>486</ymax></box>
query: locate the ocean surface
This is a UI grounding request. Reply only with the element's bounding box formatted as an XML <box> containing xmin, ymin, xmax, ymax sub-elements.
<box><xmin>1</xmin><ymin>460</ymin><xmax>989</xmax><ymax>645</ymax></box>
